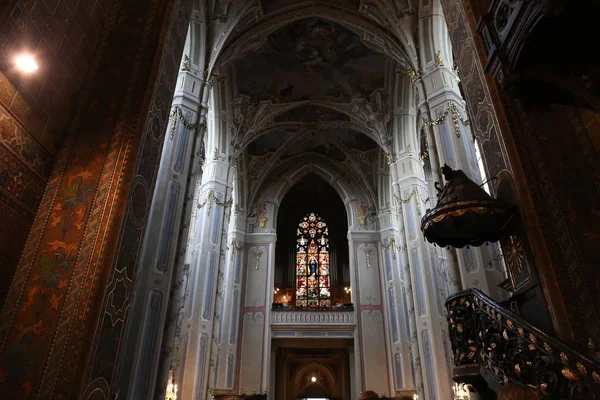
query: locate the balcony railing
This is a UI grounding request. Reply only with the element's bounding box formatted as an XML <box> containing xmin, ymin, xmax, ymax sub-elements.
<box><xmin>271</xmin><ymin>309</ymin><xmax>355</xmax><ymax>325</ymax></box>
<box><xmin>447</xmin><ymin>288</ymin><xmax>600</xmax><ymax>399</ymax></box>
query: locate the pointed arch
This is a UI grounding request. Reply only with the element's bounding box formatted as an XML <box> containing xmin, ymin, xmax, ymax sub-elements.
<box><xmin>209</xmin><ymin>3</ymin><xmax>417</xmax><ymax>75</ymax></box>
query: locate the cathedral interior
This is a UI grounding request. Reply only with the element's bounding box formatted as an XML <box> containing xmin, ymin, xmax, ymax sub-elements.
<box><xmin>0</xmin><ymin>0</ymin><xmax>599</xmax><ymax>399</ymax></box>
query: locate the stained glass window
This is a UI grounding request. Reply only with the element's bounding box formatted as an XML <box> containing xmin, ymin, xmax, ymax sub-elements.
<box><xmin>296</xmin><ymin>213</ymin><xmax>330</xmax><ymax>308</ymax></box>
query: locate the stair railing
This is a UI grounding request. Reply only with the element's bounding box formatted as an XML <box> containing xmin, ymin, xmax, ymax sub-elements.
<box><xmin>446</xmin><ymin>288</ymin><xmax>600</xmax><ymax>399</ymax></box>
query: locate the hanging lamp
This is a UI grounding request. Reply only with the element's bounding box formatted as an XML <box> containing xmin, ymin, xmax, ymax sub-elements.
<box><xmin>421</xmin><ymin>164</ymin><xmax>516</xmax><ymax>248</ymax></box>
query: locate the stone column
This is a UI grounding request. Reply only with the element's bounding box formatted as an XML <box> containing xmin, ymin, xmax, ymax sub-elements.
<box><xmin>378</xmin><ymin>153</ymin><xmax>419</xmax><ymax>395</ymax></box>
<box><xmin>238</xmin><ymin>231</ymin><xmax>277</xmax><ymax>394</ymax></box>
<box><xmin>115</xmin><ymin>46</ymin><xmax>207</xmax><ymax>400</ymax></box>
<box><xmin>391</xmin><ymin>152</ymin><xmax>453</xmax><ymax>400</ymax></box>
<box><xmin>416</xmin><ymin>2</ymin><xmax>507</xmax><ymax>301</ymax></box>
<box><xmin>348</xmin><ymin>225</ymin><xmax>393</xmax><ymax>395</ymax></box>
<box><xmin>210</xmin><ymin>218</ymin><xmax>246</xmax><ymax>391</ymax></box>
<box><xmin>380</xmin><ymin>224</ymin><xmax>418</xmax><ymax>395</ymax></box>
<box><xmin>174</xmin><ymin>75</ymin><xmax>235</xmax><ymax>400</ymax></box>
<box><xmin>390</xmin><ymin>70</ymin><xmax>455</xmax><ymax>399</ymax></box>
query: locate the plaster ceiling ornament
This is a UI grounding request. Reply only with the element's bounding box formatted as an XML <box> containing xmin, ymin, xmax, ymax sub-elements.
<box><xmin>231</xmin><ymin>96</ymin><xmax>274</xmax><ymax>149</ymax></box>
<box><xmin>350</xmin><ymin>90</ymin><xmax>393</xmax><ymax>150</ymax></box>
<box><xmin>349</xmin><ymin>147</ymin><xmax>378</xmax><ymax>185</ymax></box>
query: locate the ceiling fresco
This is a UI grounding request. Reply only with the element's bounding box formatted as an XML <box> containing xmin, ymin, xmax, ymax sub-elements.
<box><xmin>234</xmin><ymin>18</ymin><xmax>386</xmax><ymax>103</ymax></box>
<box><xmin>328</xmin><ymin>128</ymin><xmax>378</xmax><ymax>151</ymax></box>
<box><xmin>260</xmin><ymin>0</ymin><xmax>361</xmax><ymax>15</ymax></box>
<box><xmin>280</xmin><ymin>132</ymin><xmax>346</xmax><ymax>161</ymax></box>
<box><xmin>247</xmin><ymin>127</ymin><xmax>297</xmax><ymax>156</ymax></box>
<box><xmin>274</xmin><ymin>105</ymin><xmax>351</xmax><ymax>123</ymax></box>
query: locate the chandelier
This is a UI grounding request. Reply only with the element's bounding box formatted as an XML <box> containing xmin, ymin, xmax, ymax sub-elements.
<box><xmin>453</xmin><ymin>383</ymin><xmax>471</xmax><ymax>400</ymax></box>
<box><xmin>421</xmin><ymin>165</ymin><xmax>516</xmax><ymax>248</ymax></box>
<box><xmin>165</xmin><ymin>371</ymin><xmax>177</xmax><ymax>400</ymax></box>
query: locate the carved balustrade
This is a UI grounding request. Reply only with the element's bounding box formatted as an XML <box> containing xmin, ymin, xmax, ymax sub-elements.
<box><xmin>447</xmin><ymin>289</ymin><xmax>600</xmax><ymax>399</ymax></box>
<box><xmin>270</xmin><ymin>310</ymin><xmax>355</xmax><ymax>326</ymax></box>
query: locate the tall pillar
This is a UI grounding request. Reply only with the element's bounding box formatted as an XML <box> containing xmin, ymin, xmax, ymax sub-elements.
<box><xmin>173</xmin><ymin>75</ymin><xmax>235</xmax><ymax>400</ymax></box>
<box><xmin>210</xmin><ymin>212</ymin><xmax>247</xmax><ymax>391</ymax></box>
<box><xmin>391</xmin><ymin>152</ymin><xmax>453</xmax><ymax>400</ymax></box>
<box><xmin>378</xmin><ymin>156</ymin><xmax>420</xmax><ymax>396</ymax></box>
<box><xmin>238</xmin><ymin>230</ymin><xmax>277</xmax><ymax>395</ymax></box>
<box><xmin>416</xmin><ymin>1</ymin><xmax>507</xmax><ymax>301</ymax></box>
<box><xmin>348</xmin><ymin>222</ymin><xmax>393</xmax><ymax>395</ymax></box>
<box><xmin>116</xmin><ymin>39</ymin><xmax>207</xmax><ymax>399</ymax></box>
<box><xmin>390</xmin><ymin>70</ymin><xmax>455</xmax><ymax>399</ymax></box>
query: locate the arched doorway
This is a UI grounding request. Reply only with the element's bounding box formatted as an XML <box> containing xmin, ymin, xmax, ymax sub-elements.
<box><xmin>274</xmin><ymin>341</ymin><xmax>351</xmax><ymax>400</ymax></box>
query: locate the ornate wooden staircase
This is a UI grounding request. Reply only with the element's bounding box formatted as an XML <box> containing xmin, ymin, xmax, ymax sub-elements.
<box><xmin>447</xmin><ymin>289</ymin><xmax>600</xmax><ymax>399</ymax></box>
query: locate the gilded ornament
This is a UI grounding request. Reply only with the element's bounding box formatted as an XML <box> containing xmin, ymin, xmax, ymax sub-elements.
<box><xmin>561</xmin><ymin>366</ymin><xmax>580</xmax><ymax>381</ymax></box>
<box><xmin>505</xmin><ymin>235</ymin><xmax>525</xmax><ymax>273</ymax></box>
<box><xmin>507</xmin><ymin>320</ymin><xmax>514</xmax><ymax>329</ymax></box>
<box><xmin>592</xmin><ymin>371</ymin><xmax>600</xmax><ymax>383</ymax></box>
<box><xmin>517</xmin><ymin>327</ymin><xmax>524</xmax><ymax>336</ymax></box>
<box><xmin>386</xmin><ymin>152</ymin><xmax>397</xmax><ymax>165</ymax></box>
<box><xmin>529</xmin><ymin>333</ymin><xmax>537</xmax><ymax>343</ymax></box>
<box><xmin>435</xmin><ymin>51</ymin><xmax>444</xmax><ymax>67</ymax></box>
<box><xmin>503</xmin><ymin>330</ymin><xmax>509</xmax><ymax>340</ymax></box>
<box><xmin>560</xmin><ymin>352</ymin><xmax>569</xmax><ymax>365</ymax></box>
<box><xmin>543</xmin><ymin>342</ymin><xmax>552</xmax><ymax>353</ymax></box>
<box><xmin>181</xmin><ymin>54</ymin><xmax>190</xmax><ymax>71</ymax></box>
<box><xmin>540</xmin><ymin>383</ymin><xmax>549</xmax><ymax>395</ymax></box>
<box><xmin>528</xmin><ymin>344</ymin><xmax>537</xmax><ymax>351</ymax></box>
<box><xmin>576</xmin><ymin>362</ymin><xmax>587</xmax><ymax>376</ymax></box>
<box><xmin>514</xmin><ymin>364</ymin><xmax>521</xmax><ymax>376</ymax></box>
<box><xmin>420</xmin><ymin>102</ymin><xmax>469</xmax><ymax>138</ymax></box>
<box><xmin>169</xmin><ymin>106</ymin><xmax>204</xmax><ymax>140</ymax></box>
<box><xmin>407</xmin><ymin>67</ymin><xmax>420</xmax><ymax>83</ymax></box>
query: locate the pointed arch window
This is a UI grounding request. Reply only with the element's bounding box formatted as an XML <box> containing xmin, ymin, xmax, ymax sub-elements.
<box><xmin>296</xmin><ymin>213</ymin><xmax>330</xmax><ymax>308</ymax></box>
<box><xmin>474</xmin><ymin>139</ymin><xmax>491</xmax><ymax>194</ymax></box>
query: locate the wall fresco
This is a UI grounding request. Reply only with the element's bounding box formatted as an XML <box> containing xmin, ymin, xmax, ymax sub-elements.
<box><xmin>0</xmin><ymin>0</ymin><xmax>188</xmax><ymax>398</ymax></box>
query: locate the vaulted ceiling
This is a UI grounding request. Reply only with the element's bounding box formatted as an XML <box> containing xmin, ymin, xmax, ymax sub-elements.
<box><xmin>201</xmin><ymin>0</ymin><xmax>418</xmax><ymax>207</ymax></box>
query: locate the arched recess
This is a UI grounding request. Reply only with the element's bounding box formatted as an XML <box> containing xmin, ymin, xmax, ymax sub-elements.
<box><xmin>292</xmin><ymin>362</ymin><xmax>337</xmax><ymax>395</ymax></box>
<box><xmin>273</xmin><ymin>175</ymin><xmax>350</xmax><ymax>308</ymax></box>
<box><xmin>249</xmin><ymin>159</ymin><xmax>377</xmax><ymax>233</ymax></box>
<box><xmin>209</xmin><ymin>3</ymin><xmax>417</xmax><ymax>75</ymax></box>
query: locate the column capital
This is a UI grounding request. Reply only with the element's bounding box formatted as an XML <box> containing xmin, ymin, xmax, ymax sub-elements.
<box><xmin>347</xmin><ymin>230</ymin><xmax>381</xmax><ymax>242</ymax></box>
<box><xmin>245</xmin><ymin>233</ymin><xmax>277</xmax><ymax>244</ymax></box>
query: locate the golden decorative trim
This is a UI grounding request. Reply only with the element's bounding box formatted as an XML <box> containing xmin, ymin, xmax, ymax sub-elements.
<box><xmin>421</xmin><ymin>101</ymin><xmax>470</xmax><ymax>138</ymax></box>
<box><xmin>169</xmin><ymin>106</ymin><xmax>203</xmax><ymax>140</ymax></box>
<box><xmin>435</xmin><ymin>50</ymin><xmax>444</xmax><ymax>67</ymax></box>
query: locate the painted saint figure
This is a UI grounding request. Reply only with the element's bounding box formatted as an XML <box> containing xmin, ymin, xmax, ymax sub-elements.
<box><xmin>295</xmin><ymin>213</ymin><xmax>331</xmax><ymax>307</ymax></box>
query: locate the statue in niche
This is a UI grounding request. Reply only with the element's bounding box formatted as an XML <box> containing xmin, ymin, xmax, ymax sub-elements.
<box><xmin>357</xmin><ymin>201</ymin><xmax>368</xmax><ymax>229</ymax></box>
<box><xmin>257</xmin><ymin>203</ymin><xmax>268</xmax><ymax>232</ymax></box>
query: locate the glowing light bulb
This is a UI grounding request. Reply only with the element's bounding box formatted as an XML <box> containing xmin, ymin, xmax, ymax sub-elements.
<box><xmin>311</xmin><ymin>376</ymin><xmax>316</xmax><ymax>383</ymax></box>
<box><xmin>16</xmin><ymin>55</ymin><xmax>38</xmax><ymax>72</ymax></box>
